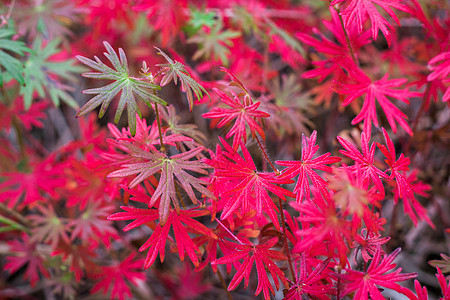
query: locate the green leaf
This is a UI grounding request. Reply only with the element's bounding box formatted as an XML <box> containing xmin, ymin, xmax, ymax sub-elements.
<box><xmin>77</xmin><ymin>41</ymin><xmax>167</xmax><ymax>135</ymax></box>
<box><xmin>156</xmin><ymin>47</ymin><xmax>210</xmax><ymax>111</ymax></box>
<box><xmin>187</xmin><ymin>21</ymin><xmax>240</xmax><ymax>65</ymax></box>
<box><xmin>187</xmin><ymin>7</ymin><xmax>217</xmax><ymax>31</ymax></box>
<box><xmin>0</xmin><ymin>26</ymin><xmax>30</xmax><ymax>86</ymax></box>
<box><xmin>20</xmin><ymin>37</ymin><xmax>83</xmax><ymax>109</ymax></box>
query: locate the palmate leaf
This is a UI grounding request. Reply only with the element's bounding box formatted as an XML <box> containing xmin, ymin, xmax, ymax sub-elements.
<box><xmin>187</xmin><ymin>21</ymin><xmax>241</xmax><ymax>65</ymax></box>
<box><xmin>204</xmin><ymin>138</ymin><xmax>294</xmax><ymax>230</ymax></box>
<box><xmin>212</xmin><ymin>237</ymin><xmax>288</xmax><ymax>300</ymax></box>
<box><xmin>0</xmin><ymin>26</ymin><xmax>30</xmax><ymax>86</ymax></box>
<box><xmin>276</xmin><ymin>131</ymin><xmax>341</xmax><ymax>203</ymax></box>
<box><xmin>331</xmin><ymin>0</ymin><xmax>411</xmax><ymax>45</ymax></box>
<box><xmin>107</xmin><ymin>146</ymin><xmax>214</xmax><ymax>224</ymax></box>
<box><xmin>20</xmin><ymin>38</ymin><xmax>83</xmax><ymax>109</ymax></box>
<box><xmin>77</xmin><ymin>41</ymin><xmax>167</xmax><ymax>135</ymax></box>
<box><xmin>156</xmin><ymin>47</ymin><xmax>209</xmax><ymax>110</ymax></box>
<box><xmin>108</xmin><ymin>207</ymin><xmax>217</xmax><ymax>269</ymax></box>
<box><xmin>187</xmin><ymin>7</ymin><xmax>217</xmax><ymax>31</ymax></box>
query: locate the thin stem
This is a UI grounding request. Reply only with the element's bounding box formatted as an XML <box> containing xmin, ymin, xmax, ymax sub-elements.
<box><xmin>1</xmin><ymin>87</ymin><xmax>25</xmax><ymax>158</ymax></box>
<box><xmin>6</xmin><ymin>0</ymin><xmax>16</xmax><ymax>20</ymax></box>
<box><xmin>0</xmin><ymin>203</ymin><xmax>32</xmax><ymax>228</ymax></box>
<box><xmin>216</xmin><ymin>267</ymin><xmax>233</xmax><ymax>300</ymax></box>
<box><xmin>405</xmin><ymin>82</ymin><xmax>430</xmax><ymax>154</ymax></box>
<box><xmin>216</xmin><ymin>219</ymin><xmax>244</xmax><ymax>245</ymax></box>
<box><xmin>0</xmin><ymin>0</ymin><xmax>16</xmax><ymax>27</ymax></box>
<box><xmin>334</xmin><ymin>6</ymin><xmax>358</xmax><ymax>66</ymax></box>
<box><xmin>255</xmin><ymin>135</ymin><xmax>278</xmax><ymax>174</ymax></box>
<box><xmin>336</xmin><ymin>267</ymin><xmax>341</xmax><ymax>300</ymax></box>
<box><xmin>12</xmin><ymin>118</ymin><xmax>26</xmax><ymax>158</ymax></box>
<box><xmin>154</xmin><ymin>104</ymin><xmax>166</xmax><ymax>153</ymax></box>
<box><xmin>278</xmin><ymin>197</ymin><xmax>296</xmax><ymax>284</ymax></box>
<box><xmin>255</xmin><ymin>134</ymin><xmax>296</xmax><ymax>284</ymax></box>
<box><xmin>387</xmin><ymin>202</ymin><xmax>399</xmax><ymax>251</ymax></box>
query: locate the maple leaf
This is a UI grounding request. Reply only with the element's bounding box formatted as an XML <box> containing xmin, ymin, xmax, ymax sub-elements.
<box><xmin>414</xmin><ymin>279</ymin><xmax>429</xmax><ymax>300</ymax></box>
<box><xmin>436</xmin><ymin>267</ymin><xmax>450</xmax><ymax>300</ymax></box>
<box><xmin>107</xmin><ymin>113</ymin><xmax>192</xmax><ymax>151</ymax></box>
<box><xmin>335</xmin><ymin>72</ymin><xmax>420</xmax><ymax>135</ymax></box>
<box><xmin>203</xmin><ymin>88</ymin><xmax>270</xmax><ymax>150</ymax></box>
<box><xmin>187</xmin><ymin>7</ymin><xmax>217</xmax><ymax>31</ymax></box>
<box><xmin>429</xmin><ymin>254</ymin><xmax>450</xmax><ymax>274</ymax></box>
<box><xmin>212</xmin><ymin>237</ymin><xmax>288</xmax><ymax>300</ymax></box>
<box><xmin>204</xmin><ymin>138</ymin><xmax>294</xmax><ymax>229</ymax></box>
<box><xmin>187</xmin><ymin>20</ymin><xmax>241</xmax><ymax>65</ymax></box>
<box><xmin>12</xmin><ymin>0</ymin><xmax>83</xmax><ymax>40</ymax></box>
<box><xmin>108</xmin><ymin>207</ymin><xmax>217</xmax><ymax>268</ymax></box>
<box><xmin>298</xmin><ymin>7</ymin><xmax>371</xmax><ymax>82</ymax></box>
<box><xmin>193</xmin><ymin>210</ymin><xmax>259</xmax><ymax>272</ymax></box>
<box><xmin>161</xmin><ymin>105</ymin><xmax>206</xmax><ymax>145</ymax></box>
<box><xmin>337</xmin><ymin>131</ymin><xmax>388</xmax><ymax>196</ymax></box>
<box><xmin>134</xmin><ymin>0</ymin><xmax>188</xmax><ymax>46</ymax></box>
<box><xmin>155</xmin><ymin>47</ymin><xmax>209</xmax><ymax>111</ymax></box>
<box><xmin>52</xmin><ymin>243</ymin><xmax>97</xmax><ymax>281</ymax></box>
<box><xmin>340</xmin><ymin>247</ymin><xmax>417</xmax><ymax>300</ymax></box>
<box><xmin>352</xmin><ymin>228</ymin><xmax>390</xmax><ymax>264</ymax></box>
<box><xmin>427</xmin><ymin>51</ymin><xmax>450</xmax><ymax>102</ymax></box>
<box><xmin>69</xmin><ymin>201</ymin><xmax>118</xmax><ymax>248</ymax></box>
<box><xmin>21</xmin><ymin>38</ymin><xmax>83</xmax><ymax>109</ymax></box>
<box><xmin>327</xmin><ymin>164</ymin><xmax>370</xmax><ymax>218</ymax></box>
<box><xmin>63</xmin><ymin>155</ymin><xmax>118</xmax><ymax>209</ymax></box>
<box><xmin>29</xmin><ymin>205</ymin><xmax>70</xmax><ymax>249</ymax></box>
<box><xmin>292</xmin><ymin>195</ymin><xmax>353</xmax><ymax>265</ymax></box>
<box><xmin>0</xmin><ymin>155</ymin><xmax>66</xmax><ymax>209</ymax></box>
<box><xmin>284</xmin><ymin>256</ymin><xmax>332</xmax><ymax>300</ymax></box>
<box><xmin>263</xmin><ymin>74</ymin><xmax>314</xmax><ymax>137</ymax></box>
<box><xmin>80</xmin><ymin>0</ymin><xmax>134</xmax><ymax>39</ymax></box>
<box><xmin>91</xmin><ymin>254</ymin><xmax>145</xmax><ymax>300</ymax></box>
<box><xmin>76</xmin><ymin>41</ymin><xmax>166</xmax><ymax>135</ymax></box>
<box><xmin>331</xmin><ymin>0</ymin><xmax>411</xmax><ymax>45</ymax></box>
<box><xmin>266</xmin><ymin>17</ymin><xmax>306</xmax><ymax>68</ymax></box>
<box><xmin>0</xmin><ymin>25</ymin><xmax>29</xmax><ymax>85</ymax></box>
<box><xmin>276</xmin><ymin>131</ymin><xmax>340</xmax><ymax>203</ymax></box>
<box><xmin>4</xmin><ymin>235</ymin><xmax>50</xmax><ymax>287</ymax></box>
<box><xmin>0</xmin><ymin>98</ymin><xmax>46</xmax><ymax>131</ymax></box>
<box><xmin>107</xmin><ymin>146</ymin><xmax>214</xmax><ymax>224</ymax></box>
<box><xmin>377</xmin><ymin>128</ymin><xmax>434</xmax><ymax>227</ymax></box>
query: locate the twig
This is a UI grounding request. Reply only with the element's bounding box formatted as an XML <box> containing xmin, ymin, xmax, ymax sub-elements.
<box><xmin>278</xmin><ymin>198</ymin><xmax>296</xmax><ymax>284</ymax></box>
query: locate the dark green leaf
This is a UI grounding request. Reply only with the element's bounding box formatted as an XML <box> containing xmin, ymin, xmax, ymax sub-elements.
<box><xmin>0</xmin><ymin>26</ymin><xmax>30</xmax><ymax>86</ymax></box>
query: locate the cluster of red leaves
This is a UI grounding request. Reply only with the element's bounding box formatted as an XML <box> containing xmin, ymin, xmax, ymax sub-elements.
<box><xmin>0</xmin><ymin>0</ymin><xmax>449</xmax><ymax>300</ymax></box>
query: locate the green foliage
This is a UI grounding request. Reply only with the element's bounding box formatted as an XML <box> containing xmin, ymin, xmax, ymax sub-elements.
<box><xmin>0</xmin><ymin>25</ymin><xmax>29</xmax><ymax>86</ymax></box>
<box><xmin>20</xmin><ymin>38</ymin><xmax>83</xmax><ymax>109</ymax></box>
<box><xmin>76</xmin><ymin>41</ymin><xmax>167</xmax><ymax>135</ymax></box>
<box><xmin>156</xmin><ymin>47</ymin><xmax>209</xmax><ymax>110</ymax></box>
<box><xmin>187</xmin><ymin>7</ymin><xmax>216</xmax><ymax>31</ymax></box>
<box><xmin>187</xmin><ymin>21</ymin><xmax>240</xmax><ymax>64</ymax></box>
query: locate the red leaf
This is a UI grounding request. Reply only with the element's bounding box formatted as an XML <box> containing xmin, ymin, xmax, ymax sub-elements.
<box><xmin>276</xmin><ymin>131</ymin><xmax>340</xmax><ymax>202</ymax></box>
<box><xmin>203</xmin><ymin>88</ymin><xmax>270</xmax><ymax>151</ymax></box>
<box><xmin>204</xmin><ymin>138</ymin><xmax>294</xmax><ymax>229</ymax></box>
<box><xmin>212</xmin><ymin>237</ymin><xmax>288</xmax><ymax>300</ymax></box>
